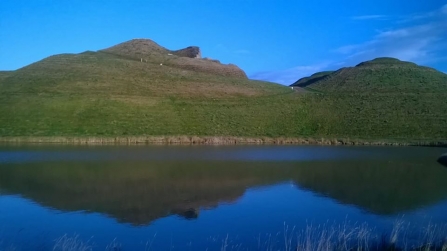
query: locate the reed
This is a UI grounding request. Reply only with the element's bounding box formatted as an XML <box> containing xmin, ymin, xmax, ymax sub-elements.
<box><xmin>0</xmin><ymin>136</ymin><xmax>446</xmax><ymax>146</ymax></box>
<box><xmin>1</xmin><ymin>221</ymin><xmax>447</xmax><ymax>250</ymax></box>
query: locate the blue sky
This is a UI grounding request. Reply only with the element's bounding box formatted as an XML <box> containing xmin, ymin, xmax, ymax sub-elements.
<box><xmin>1</xmin><ymin>0</ymin><xmax>446</xmax><ymax>85</ymax></box>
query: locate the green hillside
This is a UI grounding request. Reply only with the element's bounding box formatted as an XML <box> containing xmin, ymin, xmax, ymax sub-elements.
<box><xmin>290</xmin><ymin>58</ymin><xmax>447</xmax><ymax>140</ymax></box>
<box><xmin>0</xmin><ymin>71</ymin><xmax>11</xmax><ymax>81</ymax></box>
<box><xmin>0</xmin><ymin>39</ymin><xmax>301</xmax><ymax>138</ymax></box>
<box><xmin>0</xmin><ymin>40</ymin><xmax>446</xmax><ymax>142</ymax></box>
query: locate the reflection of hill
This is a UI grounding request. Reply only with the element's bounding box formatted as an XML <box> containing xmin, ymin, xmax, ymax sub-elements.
<box><xmin>439</xmin><ymin>154</ymin><xmax>447</xmax><ymax>167</ymax></box>
<box><xmin>292</xmin><ymin>159</ymin><xmax>447</xmax><ymax>214</ymax></box>
<box><xmin>1</xmin><ymin>156</ymin><xmax>447</xmax><ymax>225</ymax></box>
<box><xmin>0</xmin><ymin>161</ymin><xmax>289</xmax><ymax>225</ymax></box>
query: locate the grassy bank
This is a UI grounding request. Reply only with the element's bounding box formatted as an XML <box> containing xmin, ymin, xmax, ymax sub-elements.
<box><xmin>0</xmin><ymin>135</ymin><xmax>446</xmax><ymax>146</ymax></box>
<box><xmin>1</xmin><ymin>91</ymin><xmax>446</xmax><ymax>142</ymax></box>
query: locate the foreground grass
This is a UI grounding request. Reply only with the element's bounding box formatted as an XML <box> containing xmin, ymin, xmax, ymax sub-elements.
<box><xmin>1</xmin><ymin>92</ymin><xmax>446</xmax><ymax>143</ymax></box>
<box><xmin>2</xmin><ymin>221</ymin><xmax>447</xmax><ymax>251</ymax></box>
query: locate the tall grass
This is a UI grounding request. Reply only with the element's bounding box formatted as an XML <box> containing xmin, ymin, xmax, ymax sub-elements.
<box><xmin>0</xmin><ymin>221</ymin><xmax>435</xmax><ymax>251</ymax></box>
<box><xmin>285</xmin><ymin>220</ymin><xmax>447</xmax><ymax>251</ymax></box>
<box><xmin>52</xmin><ymin>235</ymin><xmax>92</xmax><ymax>251</ymax></box>
<box><xmin>0</xmin><ymin>135</ymin><xmax>446</xmax><ymax>146</ymax></box>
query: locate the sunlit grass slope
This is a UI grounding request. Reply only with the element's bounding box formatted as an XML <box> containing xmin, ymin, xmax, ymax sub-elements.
<box><xmin>0</xmin><ymin>39</ymin><xmax>298</xmax><ymax>137</ymax></box>
<box><xmin>0</xmin><ymin>71</ymin><xmax>11</xmax><ymax>82</ymax></box>
<box><xmin>0</xmin><ymin>40</ymin><xmax>446</xmax><ymax>141</ymax></box>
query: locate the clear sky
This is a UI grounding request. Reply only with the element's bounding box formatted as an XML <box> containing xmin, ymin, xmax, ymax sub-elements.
<box><xmin>1</xmin><ymin>0</ymin><xmax>446</xmax><ymax>85</ymax></box>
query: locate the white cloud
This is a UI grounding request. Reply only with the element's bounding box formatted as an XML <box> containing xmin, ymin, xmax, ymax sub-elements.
<box><xmin>251</xmin><ymin>4</ymin><xmax>447</xmax><ymax>85</ymax></box>
<box><xmin>334</xmin><ymin>44</ymin><xmax>361</xmax><ymax>54</ymax></box>
<box><xmin>216</xmin><ymin>44</ymin><xmax>250</xmax><ymax>56</ymax></box>
<box><xmin>335</xmin><ymin>5</ymin><xmax>447</xmax><ymax>65</ymax></box>
<box><xmin>351</xmin><ymin>15</ymin><xmax>387</xmax><ymax>21</ymax></box>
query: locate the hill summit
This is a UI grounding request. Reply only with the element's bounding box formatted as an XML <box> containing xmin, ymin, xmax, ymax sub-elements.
<box><xmin>291</xmin><ymin>57</ymin><xmax>447</xmax><ymax>93</ymax></box>
<box><xmin>101</xmin><ymin>39</ymin><xmax>202</xmax><ymax>59</ymax></box>
<box><xmin>101</xmin><ymin>39</ymin><xmax>245</xmax><ymax>78</ymax></box>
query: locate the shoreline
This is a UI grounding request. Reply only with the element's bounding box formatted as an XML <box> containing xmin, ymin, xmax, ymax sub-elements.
<box><xmin>0</xmin><ymin>136</ymin><xmax>446</xmax><ymax>147</ymax></box>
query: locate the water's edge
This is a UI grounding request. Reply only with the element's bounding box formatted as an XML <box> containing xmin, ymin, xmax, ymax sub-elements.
<box><xmin>1</xmin><ymin>136</ymin><xmax>446</xmax><ymax>146</ymax></box>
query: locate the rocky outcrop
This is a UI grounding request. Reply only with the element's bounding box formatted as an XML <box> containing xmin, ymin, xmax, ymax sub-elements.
<box><xmin>172</xmin><ymin>46</ymin><xmax>201</xmax><ymax>58</ymax></box>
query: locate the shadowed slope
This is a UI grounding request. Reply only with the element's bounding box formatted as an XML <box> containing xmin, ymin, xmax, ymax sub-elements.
<box><xmin>291</xmin><ymin>71</ymin><xmax>334</xmax><ymax>88</ymax></box>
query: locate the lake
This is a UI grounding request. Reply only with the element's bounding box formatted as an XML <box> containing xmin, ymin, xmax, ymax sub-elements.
<box><xmin>0</xmin><ymin>145</ymin><xmax>446</xmax><ymax>250</ymax></box>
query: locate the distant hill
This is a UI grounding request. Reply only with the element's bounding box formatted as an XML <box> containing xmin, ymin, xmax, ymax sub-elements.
<box><xmin>291</xmin><ymin>57</ymin><xmax>447</xmax><ymax>93</ymax></box>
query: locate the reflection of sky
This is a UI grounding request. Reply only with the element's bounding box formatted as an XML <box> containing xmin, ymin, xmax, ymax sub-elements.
<box><xmin>0</xmin><ymin>145</ymin><xmax>445</xmax><ymax>163</ymax></box>
<box><xmin>1</xmin><ymin>183</ymin><xmax>446</xmax><ymax>250</ymax></box>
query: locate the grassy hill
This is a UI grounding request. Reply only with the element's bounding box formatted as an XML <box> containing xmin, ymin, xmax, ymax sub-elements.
<box><xmin>0</xmin><ymin>41</ymin><xmax>446</xmax><ymax>142</ymax></box>
<box><xmin>290</xmin><ymin>58</ymin><xmax>447</xmax><ymax>140</ymax></box>
<box><xmin>0</xmin><ymin>39</ymin><xmax>301</xmax><ymax>138</ymax></box>
<box><xmin>292</xmin><ymin>57</ymin><xmax>447</xmax><ymax>93</ymax></box>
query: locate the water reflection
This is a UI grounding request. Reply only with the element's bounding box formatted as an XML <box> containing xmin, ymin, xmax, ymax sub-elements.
<box><xmin>439</xmin><ymin>153</ymin><xmax>447</xmax><ymax>167</ymax></box>
<box><xmin>0</xmin><ymin>145</ymin><xmax>447</xmax><ymax>226</ymax></box>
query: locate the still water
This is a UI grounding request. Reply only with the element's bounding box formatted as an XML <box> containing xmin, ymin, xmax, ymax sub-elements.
<box><xmin>0</xmin><ymin>145</ymin><xmax>446</xmax><ymax>250</ymax></box>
